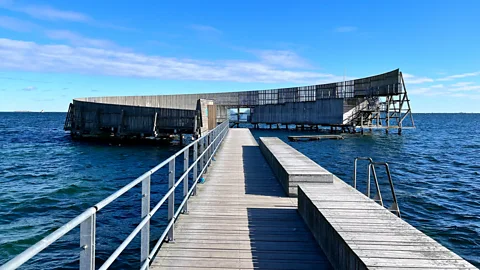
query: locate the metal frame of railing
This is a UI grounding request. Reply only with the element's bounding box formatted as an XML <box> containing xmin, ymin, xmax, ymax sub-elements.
<box><xmin>1</xmin><ymin>120</ymin><xmax>230</xmax><ymax>270</ymax></box>
<box><xmin>353</xmin><ymin>157</ymin><xmax>401</xmax><ymax>218</ymax></box>
<box><xmin>353</xmin><ymin>157</ymin><xmax>383</xmax><ymax>205</ymax></box>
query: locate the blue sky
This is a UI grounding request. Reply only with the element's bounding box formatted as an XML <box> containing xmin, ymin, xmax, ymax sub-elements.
<box><xmin>0</xmin><ymin>0</ymin><xmax>479</xmax><ymax>112</ymax></box>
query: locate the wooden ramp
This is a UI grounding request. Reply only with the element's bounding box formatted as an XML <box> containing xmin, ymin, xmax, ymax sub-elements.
<box><xmin>152</xmin><ymin>128</ymin><xmax>332</xmax><ymax>269</ymax></box>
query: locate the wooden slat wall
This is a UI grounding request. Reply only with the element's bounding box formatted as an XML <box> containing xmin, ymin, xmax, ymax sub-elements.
<box><xmin>71</xmin><ymin>100</ymin><xmax>196</xmax><ymax>136</ymax></box>
<box><xmin>207</xmin><ymin>105</ymin><xmax>217</xmax><ymax>130</ymax></box>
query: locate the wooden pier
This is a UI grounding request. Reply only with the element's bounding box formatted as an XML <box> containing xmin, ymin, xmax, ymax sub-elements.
<box><xmin>151</xmin><ymin>128</ymin><xmax>476</xmax><ymax>270</ymax></box>
<box><xmin>288</xmin><ymin>135</ymin><xmax>344</xmax><ymax>142</ymax></box>
<box><xmin>152</xmin><ymin>129</ymin><xmax>332</xmax><ymax>269</ymax></box>
<box><xmin>151</xmin><ymin>129</ymin><xmax>476</xmax><ymax>270</ymax></box>
<box><xmin>3</xmin><ymin>126</ymin><xmax>476</xmax><ymax>270</ymax></box>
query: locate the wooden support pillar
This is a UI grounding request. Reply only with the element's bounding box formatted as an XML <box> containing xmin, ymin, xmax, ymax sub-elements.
<box><xmin>117</xmin><ymin>109</ymin><xmax>124</xmax><ymax>137</ymax></box>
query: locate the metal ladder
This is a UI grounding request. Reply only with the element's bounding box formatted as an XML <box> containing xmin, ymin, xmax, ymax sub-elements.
<box><xmin>353</xmin><ymin>157</ymin><xmax>401</xmax><ymax>218</ymax></box>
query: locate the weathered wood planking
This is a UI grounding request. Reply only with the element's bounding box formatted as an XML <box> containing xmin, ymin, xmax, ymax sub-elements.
<box><xmin>288</xmin><ymin>135</ymin><xmax>344</xmax><ymax>141</ymax></box>
<box><xmin>259</xmin><ymin>137</ymin><xmax>333</xmax><ymax>197</ymax></box>
<box><xmin>151</xmin><ymin>129</ymin><xmax>332</xmax><ymax>270</ymax></box>
<box><xmin>70</xmin><ymin>100</ymin><xmax>196</xmax><ymax>136</ymax></box>
<box><xmin>298</xmin><ymin>181</ymin><xmax>477</xmax><ymax>270</ymax></box>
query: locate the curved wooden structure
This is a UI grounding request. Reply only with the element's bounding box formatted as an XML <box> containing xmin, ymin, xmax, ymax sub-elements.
<box><xmin>64</xmin><ymin>69</ymin><xmax>414</xmax><ymax>139</ymax></box>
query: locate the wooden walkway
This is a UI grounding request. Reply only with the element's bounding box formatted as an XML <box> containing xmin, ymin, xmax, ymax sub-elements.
<box><xmin>152</xmin><ymin>129</ymin><xmax>332</xmax><ymax>269</ymax></box>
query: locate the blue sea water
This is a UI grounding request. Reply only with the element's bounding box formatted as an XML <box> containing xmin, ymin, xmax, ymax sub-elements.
<box><xmin>0</xmin><ymin>112</ymin><xmax>479</xmax><ymax>268</ymax></box>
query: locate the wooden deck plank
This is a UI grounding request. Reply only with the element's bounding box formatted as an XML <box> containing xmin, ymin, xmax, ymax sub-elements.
<box><xmin>298</xmin><ymin>182</ymin><xmax>478</xmax><ymax>269</ymax></box>
<box><xmin>151</xmin><ymin>129</ymin><xmax>332</xmax><ymax>270</ymax></box>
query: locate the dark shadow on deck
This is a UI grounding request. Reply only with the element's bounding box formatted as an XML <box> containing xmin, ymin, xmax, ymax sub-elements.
<box><xmin>247</xmin><ymin>208</ymin><xmax>332</xmax><ymax>269</ymax></box>
<box><xmin>242</xmin><ymin>144</ymin><xmax>332</xmax><ymax>269</ymax></box>
<box><xmin>242</xmin><ymin>145</ymin><xmax>286</xmax><ymax>196</ymax></box>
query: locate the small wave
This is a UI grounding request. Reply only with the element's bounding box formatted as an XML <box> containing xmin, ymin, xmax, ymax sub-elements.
<box><xmin>48</xmin><ymin>184</ymin><xmax>88</xmax><ymax>196</ymax></box>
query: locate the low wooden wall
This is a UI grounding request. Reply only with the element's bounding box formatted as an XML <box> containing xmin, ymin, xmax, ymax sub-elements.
<box><xmin>70</xmin><ymin>100</ymin><xmax>196</xmax><ymax>137</ymax></box>
<box><xmin>258</xmin><ymin>137</ymin><xmax>333</xmax><ymax>196</ymax></box>
<box><xmin>298</xmin><ymin>181</ymin><xmax>477</xmax><ymax>270</ymax></box>
<box><xmin>251</xmin><ymin>99</ymin><xmax>344</xmax><ymax>125</ymax></box>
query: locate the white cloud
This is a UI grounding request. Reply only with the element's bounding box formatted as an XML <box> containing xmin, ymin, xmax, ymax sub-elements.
<box><xmin>22</xmin><ymin>86</ymin><xmax>37</xmax><ymax>91</ymax></box>
<box><xmin>0</xmin><ymin>1</ymin><xmax>132</xmax><ymax>30</ymax></box>
<box><xmin>449</xmin><ymin>84</ymin><xmax>480</xmax><ymax>92</ymax></box>
<box><xmin>253</xmin><ymin>50</ymin><xmax>310</xmax><ymax>69</ymax></box>
<box><xmin>403</xmin><ymin>73</ymin><xmax>434</xmax><ymax>84</ymax></box>
<box><xmin>189</xmin><ymin>24</ymin><xmax>221</xmax><ymax>34</ymax></box>
<box><xmin>0</xmin><ymin>1</ymin><xmax>90</xmax><ymax>22</ymax></box>
<box><xmin>45</xmin><ymin>30</ymin><xmax>120</xmax><ymax>49</ymax></box>
<box><xmin>0</xmin><ymin>38</ymin><xmax>339</xmax><ymax>84</ymax></box>
<box><xmin>18</xmin><ymin>5</ymin><xmax>90</xmax><ymax>22</ymax></box>
<box><xmin>334</xmin><ymin>26</ymin><xmax>357</xmax><ymax>33</ymax></box>
<box><xmin>450</xmin><ymin>82</ymin><xmax>474</xmax><ymax>87</ymax></box>
<box><xmin>409</xmin><ymin>81</ymin><xmax>480</xmax><ymax>96</ymax></box>
<box><xmin>438</xmin><ymin>71</ymin><xmax>480</xmax><ymax>81</ymax></box>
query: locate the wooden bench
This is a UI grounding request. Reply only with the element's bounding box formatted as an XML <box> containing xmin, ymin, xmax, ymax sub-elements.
<box><xmin>259</xmin><ymin>137</ymin><xmax>333</xmax><ymax>196</ymax></box>
<box><xmin>298</xmin><ymin>180</ymin><xmax>477</xmax><ymax>270</ymax></box>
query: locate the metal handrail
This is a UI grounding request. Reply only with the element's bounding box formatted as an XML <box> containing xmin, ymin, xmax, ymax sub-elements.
<box><xmin>370</xmin><ymin>162</ymin><xmax>401</xmax><ymax>218</ymax></box>
<box><xmin>353</xmin><ymin>157</ymin><xmax>401</xmax><ymax>217</ymax></box>
<box><xmin>1</xmin><ymin>120</ymin><xmax>230</xmax><ymax>270</ymax></box>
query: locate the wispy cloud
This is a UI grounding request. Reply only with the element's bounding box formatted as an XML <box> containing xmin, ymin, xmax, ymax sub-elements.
<box><xmin>451</xmin><ymin>82</ymin><xmax>474</xmax><ymax>87</ymax></box>
<box><xmin>45</xmin><ymin>30</ymin><xmax>121</xmax><ymax>49</ymax></box>
<box><xmin>403</xmin><ymin>73</ymin><xmax>434</xmax><ymax>84</ymax></box>
<box><xmin>0</xmin><ymin>1</ymin><xmax>90</xmax><ymax>22</ymax></box>
<box><xmin>253</xmin><ymin>50</ymin><xmax>310</xmax><ymax>69</ymax></box>
<box><xmin>438</xmin><ymin>71</ymin><xmax>480</xmax><ymax>81</ymax></box>
<box><xmin>0</xmin><ymin>38</ymin><xmax>339</xmax><ymax>84</ymax></box>
<box><xmin>189</xmin><ymin>24</ymin><xmax>222</xmax><ymax>34</ymax></box>
<box><xmin>449</xmin><ymin>83</ymin><xmax>480</xmax><ymax>92</ymax></box>
<box><xmin>0</xmin><ymin>15</ymin><xmax>37</xmax><ymax>32</ymax></box>
<box><xmin>409</xmin><ymin>81</ymin><xmax>480</xmax><ymax>97</ymax></box>
<box><xmin>334</xmin><ymin>26</ymin><xmax>357</xmax><ymax>33</ymax></box>
<box><xmin>18</xmin><ymin>5</ymin><xmax>89</xmax><ymax>22</ymax></box>
<box><xmin>22</xmin><ymin>86</ymin><xmax>37</xmax><ymax>91</ymax></box>
<box><xmin>0</xmin><ymin>1</ymin><xmax>132</xmax><ymax>30</ymax></box>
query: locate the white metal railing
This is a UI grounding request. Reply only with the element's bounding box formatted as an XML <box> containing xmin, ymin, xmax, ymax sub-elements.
<box><xmin>1</xmin><ymin>121</ymin><xmax>230</xmax><ymax>270</ymax></box>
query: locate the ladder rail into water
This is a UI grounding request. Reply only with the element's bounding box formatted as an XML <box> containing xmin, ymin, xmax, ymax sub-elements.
<box><xmin>353</xmin><ymin>157</ymin><xmax>401</xmax><ymax>218</ymax></box>
<box><xmin>1</xmin><ymin>121</ymin><xmax>230</xmax><ymax>270</ymax></box>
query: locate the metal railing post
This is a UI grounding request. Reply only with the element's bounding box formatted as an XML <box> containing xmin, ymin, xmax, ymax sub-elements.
<box><xmin>367</xmin><ymin>164</ymin><xmax>371</xmax><ymax>197</ymax></box>
<box><xmin>80</xmin><ymin>213</ymin><xmax>96</xmax><ymax>270</ymax></box>
<box><xmin>208</xmin><ymin>133</ymin><xmax>212</xmax><ymax>165</ymax></box>
<box><xmin>201</xmin><ymin>137</ymin><xmax>206</xmax><ymax>172</ymax></box>
<box><xmin>183</xmin><ymin>148</ymin><xmax>189</xmax><ymax>213</ymax></box>
<box><xmin>140</xmin><ymin>175</ymin><xmax>150</xmax><ymax>268</ymax></box>
<box><xmin>353</xmin><ymin>159</ymin><xmax>358</xmax><ymax>189</ymax></box>
<box><xmin>168</xmin><ymin>159</ymin><xmax>175</xmax><ymax>242</ymax></box>
<box><xmin>193</xmin><ymin>142</ymin><xmax>198</xmax><ymax>196</ymax></box>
